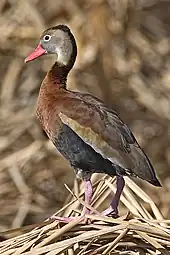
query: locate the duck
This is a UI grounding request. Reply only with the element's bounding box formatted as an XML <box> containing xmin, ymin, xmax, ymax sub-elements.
<box><xmin>25</xmin><ymin>24</ymin><xmax>161</xmax><ymax>221</ymax></box>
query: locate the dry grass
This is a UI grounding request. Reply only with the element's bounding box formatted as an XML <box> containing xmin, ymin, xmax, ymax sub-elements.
<box><xmin>0</xmin><ymin>0</ymin><xmax>170</xmax><ymax>253</ymax></box>
<box><xmin>0</xmin><ymin>175</ymin><xmax>169</xmax><ymax>254</ymax></box>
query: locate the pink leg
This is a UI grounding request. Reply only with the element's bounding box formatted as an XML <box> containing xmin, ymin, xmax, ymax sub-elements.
<box><xmin>102</xmin><ymin>176</ymin><xmax>125</xmax><ymax>217</ymax></box>
<box><xmin>82</xmin><ymin>179</ymin><xmax>93</xmax><ymax>215</ymax></box>
<box><xmin>49</xmin><ymin>179</ymin><xmax>93</xmax><ymax>223</ymax></box>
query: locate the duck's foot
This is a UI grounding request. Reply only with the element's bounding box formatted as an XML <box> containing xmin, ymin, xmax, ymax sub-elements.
<box><xmin>48</xmin><ymin>215</ymin><xmax>83</xmax><ymax>223</ymax></box>
<box><xmin>48</xmin><ymin>211</ymin><xmax>92</xmax><ymax>223</ymax></box>
<box><xmin>101</xmin><ymin>206</ymin><xmax>118</xmax><ymax>218</ymax></box>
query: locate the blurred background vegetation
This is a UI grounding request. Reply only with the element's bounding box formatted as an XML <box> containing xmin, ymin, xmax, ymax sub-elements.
<box><xmin>0</xmin><ymin>0</ymin><xmax>170</xmax><ymax>231</ymax></box>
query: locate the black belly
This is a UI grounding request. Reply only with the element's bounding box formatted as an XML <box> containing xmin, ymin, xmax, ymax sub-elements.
<box><xmin>52</xmin><ymin>124</ymin><xmax>126</xmax><ymax>178</ymax></box>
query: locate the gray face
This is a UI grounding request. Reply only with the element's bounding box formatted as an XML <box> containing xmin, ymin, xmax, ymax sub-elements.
<box><xmin>40</xmin><ymin>29</ymin><xmax>73</xmax><ymax>66</ymax></box>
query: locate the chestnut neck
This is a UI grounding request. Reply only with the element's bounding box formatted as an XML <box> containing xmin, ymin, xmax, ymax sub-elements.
<box><xmin>49</xmin><ymin>30</ymin><xmax>77</xmax><ymax>89</ymax></box>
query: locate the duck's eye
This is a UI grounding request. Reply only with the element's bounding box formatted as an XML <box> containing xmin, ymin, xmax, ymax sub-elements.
<box><xmin>43</xmin><ymin>35</ymin><xmax>51</xmax><ymax>42</ymax></box>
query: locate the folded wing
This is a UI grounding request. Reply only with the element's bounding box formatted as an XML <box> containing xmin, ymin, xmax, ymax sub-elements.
<box><xmin>58</xmin><ymin>92</ymin><xmax>160</xmax><ymax>186</ymax></box>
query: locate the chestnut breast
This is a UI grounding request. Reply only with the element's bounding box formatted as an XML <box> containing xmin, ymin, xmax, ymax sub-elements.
<box><xmin>36</xmin><ymin>77</ymin><xmax>65</xmax><ymax>138</ymax></box>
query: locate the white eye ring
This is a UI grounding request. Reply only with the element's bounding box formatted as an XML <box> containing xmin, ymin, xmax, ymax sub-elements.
<box><xmin>43</xmin><ymin>34</ymin><xmax>51</xmax><ymax>42</ymax></box>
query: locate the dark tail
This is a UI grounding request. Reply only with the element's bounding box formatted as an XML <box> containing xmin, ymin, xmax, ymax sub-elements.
<box><xmin>147</xmin><ymin>176</ymin><xmax>161</xmax><ymax>187</ymax></box>
<box><xmin>130</xmin><ymin>144</ymin><xmax>161</xmax><ymax>187</ymax></box>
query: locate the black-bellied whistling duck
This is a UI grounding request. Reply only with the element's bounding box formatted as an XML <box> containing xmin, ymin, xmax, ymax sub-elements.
<box><xmin>25</xmin><ymin>25</ymin><xmax>161</xmax><ymax>221</ymax></box>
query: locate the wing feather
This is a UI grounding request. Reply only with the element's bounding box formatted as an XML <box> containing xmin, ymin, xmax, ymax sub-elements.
<box><xmin>57</xmin><ymin>91</ymin><xmax>160</xmax><ymax>185</ymax></box>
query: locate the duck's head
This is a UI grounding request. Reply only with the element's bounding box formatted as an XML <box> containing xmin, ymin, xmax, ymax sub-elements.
<box><xmin>25</xmin><ymin>25</ymin><xmax>77</xmax><ymax>68</ymax></box>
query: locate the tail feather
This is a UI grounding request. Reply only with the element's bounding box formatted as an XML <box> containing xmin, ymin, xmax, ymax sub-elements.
<box><xmin>148</xmin><ymin>178</ymin><xmax>161</xmax><ymax>187</ymax></box>
<box><xmin>130</xmin><ymin>144</ymin><xmax>161</xmax><ymax>187</ymax></box>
